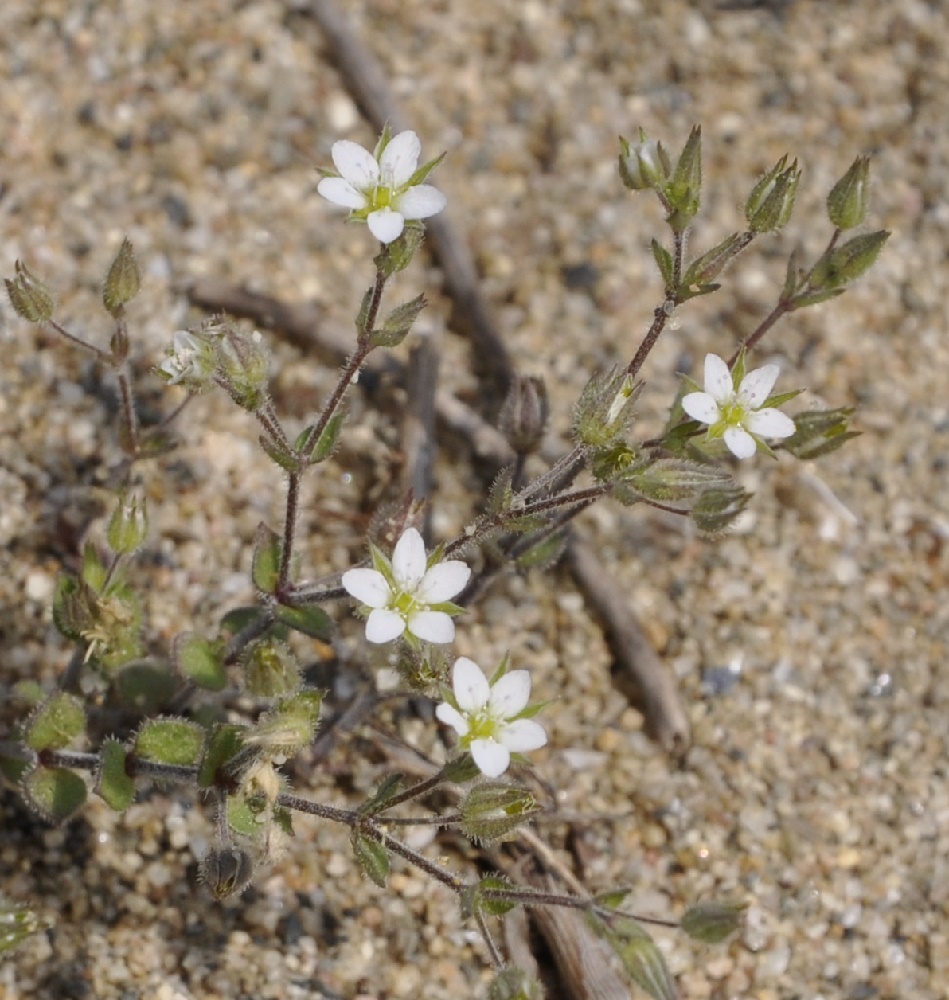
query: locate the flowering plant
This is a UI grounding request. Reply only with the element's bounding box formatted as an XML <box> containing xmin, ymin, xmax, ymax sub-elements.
<box><xmin>1</xmin><ymin>125</ymin><xmax>886</xmax><ymax>997</ymax></box>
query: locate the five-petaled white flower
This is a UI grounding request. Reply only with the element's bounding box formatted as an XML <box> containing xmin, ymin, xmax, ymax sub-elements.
<box><xmin>342</xmin><ymin>527</ymin><xmax>470</xmax><ymax>645</ymax></box>
<box><xmin>435</xmin><ymin>657</ymin><xmax>548</xmax><ymax>778</ymax></box>
<box><xmin>317</xmin><ymin>130</ymin><xmax>447</xmax><ymax>244</ymax></box>
<box><xmin>682</xmin><ymin>353</ymin><xmax>796</xmax><ymax>460</ymax></box>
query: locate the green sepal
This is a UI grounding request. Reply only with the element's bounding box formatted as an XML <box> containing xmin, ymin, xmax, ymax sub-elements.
<box><xmin>690</xmin><ymin>483</ymin><xmax>751</xmax><ymax>538</ymax></box>
<box><xmin>680</xmin><ymin>899</ymin><xmax>747</xmax><ymax>943</ymax></box>
<box><xmin>25</xmin><ymin>692</ymin><xmax>86</xmax><ymax>751</ymax></box>
<box><xmin>789</xmin><ymin>287</ymin><xmax>845</xmax><ymax>309</ymax></box>
<box><xmin>96</xmin><ymin>738</ymin><xmax>136</xmax><ymax>811</ymax></box>
<box><xmin>102</xmin><ymin>237</ymin><xmax>140</xmax><ymax>317</ymax></box>
<box><xmin>460</xmin><ymin>783</ymin><xmax>538</xmax><ymax>845</ymax></box>
<box><xmin>81</xmin><ymin>541</ymin><xmax>108</xmax><ymax>592</ymax></box>
<box><xmin>52</xmin><ymin>576</ymin><xmax>95</xmax><ymax>641</ymax></box>
<box><xmin>826</xmin><ymin>155</ymin><xmax>870</xmax><ymax>230</ymax></box>
<box><xmin>219</xmin><ymin>605</ymin><xmax>269</xmax><ymax>637</ymax></box>
<box><xmin>199</xmin><ymin>847</ymin><xmax>255</xmax><ymax>900</ymax></box>
<box><xmin>809</xmin><ymin>230</ymin><xmax>889</xmax><ymax>289</ymax></box>
<box><xmin>259</xmin><ymin>433</ymin><xmax>304</xmax><ymax>473</ymax></box>
<box><xmin>373</xmin><ymin>225</ymin><xmax>425</xmax><ymax>277</ymax></box>
<box><xmin>106</xmin><ymin>490</ymin><xmax>148</xmax><ymax>554</ymax></box>
<box><xmin>680</xmin><ymin>231</ymin><xmax>748</xmax><ymax>295</ymax></box>
<box><xmin>134</xmin><ymin>718</ymin><xmax>205</xmax><ymax>766</ymax></box>
<box><xmin>114</xmin><ymin>661</ymin><xmax>176</xmax><ymax>713</ymax></box>
<box><xmin>358</xmin><ymin>773</ymin><xmax>404</xmax><ymax>818</ymax></box>
<box><xmin>174</xmin><ymin>632</ymin><xmax>227</xmax><ymax>692</ymax></box>
<box><xmin>243</xmin><ymin>640</ymin><xmax>301</xmax><ymax>698</ymax></box>
<box><xmin>273</xmin><ymin>688</ymin><xmax>324</xmax><ymax>729</ymax></box>
<box><xmin>252</xmin><ymin>523</ymin><xmax>282</xmax><ymax>593</ymax></box>
<box><xmin>666</xmin><ymin>125</ymin><xmax>702</xmax><ymax>232</ymax></box>
<box><xmin>0</xmin><ymin>898</ymin><xmax>40</xmax><ymax>955</ymax></box>
<box><xmin>245</xmin><ymin>703</ymin><xmax>317</xmax><ymax>755</ymax></box>
<box><xmin>274</xmin><ymin>603</ymin><xmax>332</xmax><ymax>640</ymax></box>
<box><xmin>782</xmin><ymin>406</ymin><xmax>859</xmax><ymax>459</ymax></box>
<box><xmin>21</xmin><ymin>765</ymin><xmax>88</xmax><ymax>824</ymax></box>
<box><xmin>198</xmin><ymin>724</ymin><xmax>245</xmax><ymax>789</ymax></box>
<box><xmin>406</xmin><ymin>150</ymin><xmax>446</xmax><ymax>188</ymax></box>
<box><xmin>351</xmin><ymin>830</ymin><xmax>390</xmax><ymax>888</ymax></box>
<box><xmin>590</xmin><ymin>914</ymin><xmax>676</xmax><ymax>1000</ymax></box>
<box><xmin>226</xmin><ymin>791</ymin><xmax>263</xmax><ymax>839</ymax></box>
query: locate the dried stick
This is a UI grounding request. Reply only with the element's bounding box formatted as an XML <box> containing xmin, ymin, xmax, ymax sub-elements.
<box><xmin>402</xmin><ymin>332</ymin><xmax>440</xmax><ymax>542</ymax></box>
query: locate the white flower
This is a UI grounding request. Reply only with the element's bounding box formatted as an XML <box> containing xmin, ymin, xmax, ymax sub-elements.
<box><xmin>317</xmin><ymin>130</ymin><xmax>447</xmax><ymax>244</ymax></box>
<box><xmin>435</xmin><ymin>657</ymin><xmax>548</xmax><ymax>778</ymax></box>
<box><xmin>159</xmin><ymin>330</ymin><xmax>215</xmax><ymax>387</ymax></box>
<box><xmin>682</xmin><ymin>353</ymin><xmax>796</xmax><ymax>460</ymax></box>
<box><xmin>342</xmin><ymin>527</ymin><xmax>470</xmax><ymax>645</ymax></box>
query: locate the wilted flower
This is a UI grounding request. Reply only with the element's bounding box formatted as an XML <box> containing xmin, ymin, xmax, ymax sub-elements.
<box><xmin>436</xmin><ymin>657</ymin><xmax>547</xmax><ymax>778</ymax></box>
<box><xmin>317</xmin><ymin>129</ymin><xmax>447</xmax><ymax>244</ymax></box>
<box><xmin>158</xmin><ymin>330</ymin><xmax>216</xmax><ymax>388</ymax></box>
<box><xmin>682</xmin><ymin>353</ymin><xmax>796</xmax><ymax>460</ymax></box>
<box><xmin>342</xmin><ymin>527</ymin><xmax>469</xmax><ymax>645</ymax></box>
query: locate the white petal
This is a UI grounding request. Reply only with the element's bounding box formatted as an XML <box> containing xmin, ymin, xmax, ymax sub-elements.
<box><xmin>317</xmin><ymin>177</ymin><xmax>368</xmax><ymax>211</ymax></box>
<box><xmin>331</xmin><ymin>140</ymin><xmax>379</xmax><ymax>189</ymax></box>
<box><xmin>341</xmin><ymin>568</ymin><xmax>391</xmax><ymax>608</ymax></box>
<box><xmin>745</xmin><ymin>407</ymin><xmax>795</xmax><ymax>439</ymax></box>
<box><xmin>739</xmin><ymin>364</ymin><xmax>780</xmax><ymax>407</ymax></box>
<box><xmin>391</xmin><ymin>527</ymin><xmax>427</xmax><ymax>589</ymax></box>
<box><xmin>435</xmin><ymin>702</ymin><xmax>469</xmax><ymax>737</ymax></box>
<box><xmin>703</xmin><ymin>354</ymin><xmax>733</xmax><ymax>401</ymax></box>
<box><xmin>488</xmin><ymin>670</ymin><xmax>532</xmax><ymax>718</ymax></box>
<box><xmin>379</xmin><ymin>130</ymin><xmax>421</xmax><ymax>187</ymax></box>
<box><xmin>470</xmin><ymin>739</ymin><xmax>510</xmax><ymax>778</ymax></box>
<box><xmin>681</xmin><ymin>392</ymin><xmax>721</xmax><ymax>426</ymax></box>
<box><xmin>367</xmin><ymin>208</ymin><xmax>405</xmax><ymax>243</ymax></box>
<box><xmin>395</xmin><ymin>185</ymin><xmax>447</xmax><ymax>220</ymax></box>
<box><xmin>723</xmin><ymin>426</ymin><xmax>758</xmax><ymax>459</ymax></box>
<box><xmin>407</xmin><ymin>610</ymin><xmax>455</xmax><ymax>644</ymax></box>
<box><xmin>499</xmin><ymin>718</ymin><xmax>548</xmax><ymax>753</ymax></box>
<box><xmin>415</xmin><ymin>561</ymin><xmax>471</xmax><ymax>604</ymax></box>
<box><xmin>364</xmin><ymin>608</ymin><xmax>406</xmax><ymax>644</ymax></box>
<box><xmin>452</xmin><ymin>657</ymin><xmax>490</xmax><ymax>711</ymax></box>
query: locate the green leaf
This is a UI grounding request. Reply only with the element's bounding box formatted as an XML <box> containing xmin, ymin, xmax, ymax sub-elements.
<box><xmin>219</xmin><ymin>605</ymin><xmax>269</xmax><ymax>637</ymax></box>
<box><xmin>226</xmin><ymin>791</ymin><xmax>263</xmax><ymax>839</ymax></box>
<box><xmin>114</xmin><ymin>660</ymin><xmax>176</xmax><ymax>713</ymax></box>
<box><xmin>358</xmin><ymin>773</ymin><xmax>404</xmax><ymax>818</ymax></box>
<box><xmin>135</xmin><ymin>718</ymin><xmax>205</xmax><ymax>766</ymax></box>
<box><xmin>680</xmin><ymin>900</ymin><xmax>747</xmax><ymax>944</ymax></box>
<box><xmin>25</xmin><ymin>692</ymin><xmax>86</xmax><ymax>751</ymax></box>
<box><xmin>174</xmin><ymin>632</ymin><xmax>227</xmax><ymax>692</ymax></box>
<box><xmin>650</xmin><ymin>239</ymin><xmax>674</xmax><ymax>289</ymax></box>
<box><xmin>96</xmin><ymin>738</ymin><xmax>136</xmax><ymax>811</ymax></box>
<box><xmin>274</xmin><ymin>604</ymin><xmax>332</xmax><ymax>640</ymax></box>
<box><xmin>592</xmin><ymin>915</ymin><xmax>677</xmax><ymax>1000</ymax></box>
<box><xmin>303</xmin><ymin>412</ymin><xmax>345</xmax><ymax>464</ymax></box>
<box><xmin>372</xmin><ymin>293</ymin><xmax>427</xmax><ymax>348</ymax></box>
<box><xmin>81</xmin><ymin>541</ymin><xmax>108</xmax><ymax>592</ymax></box>
<box><xmin>198</xmin><ymin>724</ymin><xmax>245</xmax><ymax>789</ymax></box>
<box><xmin>22</xmin><ymin>766</ymin><xmax>88</xmax><ymax>823</ymax></box>
<box><xmin>465</xmin><ymin>875</ymin><xmax>519</xmax><ymax>918</ymax></box>
<box><xmin>351</xmin><ymin>831</ymin><xmax>390</xmax><ymax>888</ymax></box>
<box><xmin>252</xmin><ymin>523</ymin><xmax>283</xmax><ymax>594</ymax></box>
<box><xmin>680</xmin><ymin>232</ymin><xmax>747</xmax><ymax>291</ymax></box>
<box><xmin>259</xmin><ymin>433</ymin><xmax>303</xmax><ymax>473</ymax></box>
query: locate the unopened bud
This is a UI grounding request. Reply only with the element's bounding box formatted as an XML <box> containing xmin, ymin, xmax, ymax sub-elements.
<box><xmin>5</xmin><ymin>261</ymin><xmax>55</xmax><ymax>323</ymax></box>
<box><xmin>810</xmin><ymin>230</ymin><xmax>889</xmax><ymax>289</ymax></box>
<box><xmin>461</xmin><ymin>781</ymin><xmax>537</xmax><ymax>844</ymax></box>
<box><xmin>745</xmin><ymin>156</ymin><xmax>800</xmax><ymax>233</ymax></box>
<box><xmin>199</xmin><ymin>847</ymin><xmax>255</xmax><ymax>900</ymax></box>
<box><xmin>102</xmin><ymin>237</ymin><xmax>140</xmax><ymax>317</ymax></box>
<box><xmin>243</xmin><ymin>641</ymin><xmax>301</xmax><ymax>698</ymax></box>
<box><xmin>619</xmin><ymin>132</ymin><xmax>668</xmax><ymax>191</ymax></box>
<box><xmin>499</xmin><ymin>375</ymin><xmax>548</xmax><ymax>454</ymax></box>
<box><xmin>826</xmin><ymin>156</ymin><xmax>871</xmax><ymax>230</ymax></box>
<box><xmin>215</xmin><ymin>326</ymin><xmax>270</xmax><ymax>412</ymax></box>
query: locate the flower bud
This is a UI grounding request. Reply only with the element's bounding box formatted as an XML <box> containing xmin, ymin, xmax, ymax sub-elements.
<box><xmin>242</xmin><ymin>641</ymin><xmax>301</xmax><ymax>698</ymax></box>
<box><xmin>106</xmin><ymin>489</ymin><xmax>149</xmax><ymax>555</ymax></box>
<box><xmin>102</xmin><ymin>237</ymin><xmax>140</xmax><ymax>317</ymax></box>
<box><xmin>574</xmin><ymin>369</ymin><xmax>641</xmax><ymax>449</ymax></box>
<box><xmin>157</xmin><ymin>329</ymin><xmax>217</xmax><ymax>390</ymax></box>
<box><xmin>826</xmin><ymin>155</ymin><xmax>870</xmax><ymax>230</ymax></box>
<box><xmin>461</xmin><ymin>782</ymin><xmax>538</xmax><ymax>844</ymax></box>
<box><xmin>619</xmin><ymin>132</ymin><xmax>668</xmax><ymax>191</ymax></box>
<box><xmin>214</xmin><ymin>325</ymin><xmax>270</xmax><ymax>412</ymax></box>
<box><xmin>810</xmin><ymin>230</ymin><xmax>889</xmax><ymax>289</ymax></box>
<box><xmin>745</xmin><ymin>156</ymin><xmax>800</xmax><ymax>233</ymax></box>
<box><xmin>5</xmin><ymin>261</ymin><xmax>55</xmax><ymax>323</ymax></box>
<box><xmin>499</xmin><ymin>375</ymin><xmax>548</xmax><ymax>454</ymax></box>
<box><xmin>199</xmin><ymin>847</ymin><xmax>255</xmax><ymax>900</ymax></box>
